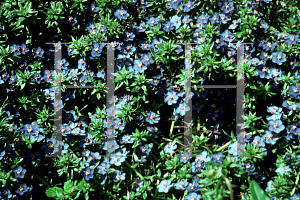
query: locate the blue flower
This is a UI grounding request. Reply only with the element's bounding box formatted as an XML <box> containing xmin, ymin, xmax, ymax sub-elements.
<box><xmin>219</xmin><ymin>13</ymin><xmax>231</xmax><ymax>24</ymax></box>
<box><xmin>183</xmin><ymin>1</ymin><xmax>194</xmax><ymax>12</ymax></box>
<box><xmin>197</xmin><ymin>13</ymin><xmax>210</xmax><ymax>25</ymax></box>
<box><xmin>228</xmin><ymin>142</ymin><xmax>241</xmax><ymax>156</ymax></box>
<box><xmin>237</xmin><ymin>131</ymin><xmax>252</xmax><ymax>143</ymax></box>
<box><xmin>122</xmin><ymin>42</ymin><xmax>136</xmax><ymax>55</ymax></box>
<box><xmin>170</xmin><ymin>0</ymin><xmax>182</xmax><ymax>9</ymax></box>
<box><xmin>132</xmin><ymin>178</ymin><xmax>144</xmax><ymax>191</ymax></box>
<box><xmin>137</xmin><ymin>0</ymin><xmax>148</xmax><ymax>9</ymax></box>
<box><xmin>116</xmin><ymin>53</ymin><xmax>133</xmax><ymax>67</ymax></box>
<box><xmin>79</xmin><ymin>133</ymin><xmax>93</xmax><ymax>148</ymax></box>
<box><xmin>190</xmin><ymin>160</ymin><xmax>205</xmax><ymax>173</ymax></box>
<box><xmin>174</xmin><ymin>181</ymin><xmax>188</xmax><ymax>190</ymax></box>
<box><xmin>251</xmin><ymin>136</ymin><xmax>265</xmax><ymax>147</ymax></box>
<box><xmin>250</xmin><ymin>170</ymin><xmax>266</xmax><ymax>184</ymax></box>
<box><xmin>275</xmin><ymin>166</ymin><xmax>291</xmax><ymax>175</ymax></box>
<box><xmin>0</xmin><ymin>71</ymin><xmax>8</xmax><ymax>81</ymax></box>
<box><xmin>241</xmin><ymin>162</ymin><xmax>255</xmax><ymax>174</ymax></box>
<box><xmin>263</xmin><ymin>41</ymin><xmax>276</xmax><ymax>51</ymax></box>
<box><xmin>42</xmin><ymin>70</ymin><xmax>54</xmax><ymax>83</ymax></box>
<box><xmin>114</xmin><ymin>118</ymin><xmax>126</xmax><ymax>131</ymax></box>
<box><xmin>88</xmin><ymin>3</ymin><xmax>99</xmax><ymax>13</ymax></box>
<box><xmin>265</xmin><ymin>180</ymin><xmax>275</xmax><ymax>192</ymax></box>
<box><xmin>221</xmin><ymin>30</ymin><xmax>234</xmax><ymax>42</ymax></box>
<box><xmin>212</xmin><ymin>152</ymin><xmax>225</xmax><ymax>163</ymax></box>
<box><xmin>255</xmin><ymin>65</ymin><xmax>271</xmax><ymax>79</ymax></box>
<box><xmin>157</xmin><ymin>179</ymin><xmax>173</xmax><ymax>193</ymax></box>
<box><xmin>137</xmin><ymin>144</ymin><xmax>151</xmax><ymax>156</ymax></box>
<box><xmin>97</xmin><ymin>162</ymin><xmax>110</xmax><ymax>175</ymax></box>
<box><xmin>9</xmin><ymin>44</ymin><xmax>21</xmax><ymax>56</ymax></box>
<box><xmin>78</xmin><ymin>58</ymin><xmax>87</xmax><ymax>70</ymax></box>
<box><xmin>210</xmin><ymin>13</ymin><xmax>220</xmax><ymax>24</ymax></box>
<box><xmin>141</xmin><ymin>52</ymin><xmax>154</xmax><ymax>65</ymax></box>
<box><xmin>288</xmin><ymin>85</ymin><xmax>300</xmax><ymax>99</ymax></box>
<box><xmin>57</xmin><ymin>58</ymin><xmax>69</xmax><ymax>70</ymax></box>
<box><xmin>24</xmin><ymin>151</ymin><xmax>42</xmax><ymax>165</ymax></box>
<box><xmin>272</xmin><ymin>51</ymin><xmax>287</xmax><ymax>65</ymax></box>
<box><xmin>170</xmin><ymin>15</ymin><xmax>182</xmax><ymax>29</ymax></box>
<box><xmin>91</xmin><ymin>43</ymin><xmax>104</xmax><ymax>58</ymax></box>
<box><xmin>262</xmin><ymin>131</ymin><xmax>280</xmax><ymax>145</ymax></box>
<box><xmin>285</xmin><ymin>34</ymin><xmax>299</xmax><ymax>45</ymax></box>
<box><xmin>220</xmin><ymin>1</ymin><xmax>234</xmax><ymax>13</ymax></box>
<box><xmin>65</xmin><ymin>12</ymin><xmax>78</xmax><ymax>26</ymax></box>
<box><xmin>110</xmin><ymin>152</ymin><xmax>126</xmax><ymax>166</ymax></box>
<box><xmin>145</xmin><ymin>111</ymin><xmax>160</xmax><ymax>124</ymax></box>
<box><xmin>0</xmin><ymin>188</ymin><xmax>12</xmax><ymax>200</ymax></box>
<box><xmin>290</xmin><ymin>192</ymin><xmax>300</xmax><ymax>200</ymax></box>
<box><xmin>182</xmin><ymin>15</ymin><xmax>192</xmax><ymax>24</ymax></box>
<box><xmin>32</xmin><ymin>72</ymin><xmax>43</xmax><ymax>84</ymax></box>
<box><xmin>175</xmin><ymin>102</ymin><xmax>191</xmax><ymax>116</ymax></box>
<box><xmin>137</xmin><ymin>21</ymin><xmax>148</xmax><ymax>32</ymax></box>
<box><xmin>76</xmin><ymin>74</ymin><xmax>88</xmax><ymax>86</ymax></box>
<box><xmin>15</xmin><ymin>183</ymin><xmax>28</xmax><ymax>196</ymax></box>
<box><xmin>123</xmin><ymin>30</ymin><xmax>135</xmax><ymax>42</ymax></box>
<box><xmin>146</xmin><ymin>126</ymin><xmax>161</xmax><ymax>138</ymax></box>
<box><xmin>287</xmin><ymin>57</ymin><xmax>298</xmax><ymax>70</ymax></box>
<box><xmin>228</xmin><ymin>18</ymin><xmax>241</xmax><ymax>29</ymax></box>
<box><xmin>114</xmin><ymin>8</ymin><xmax>129</xmax><ymax>20</ymax></box>
<box><xmin>133</xmin><ymin>59</ymin><xmax>148</xmax><ymax>73</ymax></box>
<box><xmin>185</xmin><ymin>192</ymin><xmax>202</xmax><ymax>200</ymax></box>
<box><xmin>62</xmin><ymin>88</ymin><xmax>76</xmax><ymax>101</ymax></box>
<box><xmin>164</xmin><ymin>141</ymin><xmax>177</xmax><ymax>154</ymax></box>
<box><xmin>185</xmin><ymin>181</ymin><xmax>201</xmax><ymax>192</ymax></box>
<box><xmin>164</xmin><ymin>91</ymin><xmax>179</xmax><ymax>105</ymax></box>
<box><xmin>32</xmin><ymin>47</ymin><xmax>44</xmax><ymax>58</ymax></box>
<box><xmin>20</xmin><ymin>124</ymin><xmax>39</xmax><ymax>137</ymax></box>
<box><xmin>212</xmin><ymin>35</ymin><xmax>224</xmax><ymax>49</ymax></box>
<box><xmin>258</xmin><ymin>19</ymin><xmax>269</xmax><ymax>33</ymax></box>
<box><xmin>286</xmin><ymin>103</ymin><xmax>300</xmax><ymax>112</ymax></box>
<box><xmin>67</xmin><ymin>46</ymin><xmax>74</xmax><ymax>56</ymax></box>
<box><xmin>12</xmin><ymin>166</ymin><xmax>27</xmax><ymax>178</ymax></box>
<box><xmin>82</xmin><ymin>167</ymin><xmax>94</xmax><ymax>181</ymax></box>
<box><xmin>267</xmin><ymin>106</ymin><xmax>283</xmax><ymax>114</ymax></box>
<box><xmin>178</xmin><ymin>152</ymin><xmax>192</xmax><ymax>163</ymax></box>
<box><xmin>42</xmin><ymin>138</ymin><xmax>58</xmax><ymax>154</ymax></box>
<box><xmin>111</xmin><ymin>170</ymin><xmax>126</xmax><ymax>182</ymax></box>
<box><xmin>30</xmin><ymin>129</ymin><xmax>45</xmax><ymax>142</ymax></box>
<box><xmin>196</xmin><ymin>151</ymin><xmax>211</xmax><ymax>163</ymax></box>
<box><xmin>41</xmin><ymin>88</ymin><xmax>55</xmax><ymax>102</ymax></box>
<box><xmin>102</xmin><ymin>140</ymin><xmax>119</xmax><ymax>152</ymax></box>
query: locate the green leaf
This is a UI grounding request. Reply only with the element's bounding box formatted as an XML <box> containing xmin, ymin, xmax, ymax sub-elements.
<box><xmin>250</xmin><ymin>180</ymin><xmax>270</xmax><ymax>200</ymax></box>
<box><xmin>64</xmin><ymin>180</ymin><xmax>74</xmax><ymax>194</ymax></box>
<box><xmin>46</xmin><ymin>187</ymin><xmax>65</xmax><ymax>199</ymax></box>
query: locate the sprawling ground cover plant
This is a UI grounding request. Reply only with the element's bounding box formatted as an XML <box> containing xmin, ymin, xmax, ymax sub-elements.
<box><xmin>0</xmin><ymin>0</ymin><xmax>300</xmax><ymax>199</ymax></box>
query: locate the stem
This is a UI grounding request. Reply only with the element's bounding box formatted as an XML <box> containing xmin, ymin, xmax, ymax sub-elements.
<box><xmin>154</xmin><ymin>179</ymin><xmax>159</xmax><ymax>200</ymax></box>
<box><xmin>215</xmin><ymin>178</ymin><xmax>223</xmax><ymax>199</ymax></box>
<box><xmin>124</xmin><ymin>161</ymin><xmax>145</xmax><ymax>181</ymax></box>
<box><xmin>68</xmin><ymin>147</ymin><xmax>79</xmax><ymax>159</ymax></box>
<box><xmin>216</xmin><ymin>139</ymin><xmax>236</xmax><ymax>152</ymax></box>
<box><xmin>170</xmin><ymin>121</ymin><xmax>175</xmax><ymax>137</ymax></box>
<box><xmin>162</xmin><ymin>137</ymin><xmax>185</xmax><ymax>147</ymax></box>
<box><xmin>209</xmin><ymin>170</ymin><xmax>234</xmax><ymax>200</ymax></box>
<box><xmin>150</xmin><ymin>152</ymin><xmax>158</xmax><ymax>163</ymax></box>
<box><xmin>291</xmin><ymin>174</ymin><xmax>299</xmax><ymax>196</ymax></box>
<box><xmin>197</xmin><ymin>115</ymin><xmax>201</xmax><ymax>132</ymax></box>
<box><xmin>25</xmin><ymin>163</ymin><xmax>51</xmax><ymax>187</ymax></box>
<box><xmin>149</xmin><ymin>136</ymin><xmax>161</xmax><ymax>148</ymax></box>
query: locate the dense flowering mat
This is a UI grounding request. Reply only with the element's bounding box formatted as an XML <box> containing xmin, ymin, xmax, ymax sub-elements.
<box><xmin>0</xmin><ymin>0</ymin><xmax>300</xmax><ymax>199</ymax></box>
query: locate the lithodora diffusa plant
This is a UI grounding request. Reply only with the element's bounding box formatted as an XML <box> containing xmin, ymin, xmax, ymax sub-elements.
<box><xmin>0</xmin><ymin>0</ymin><xmax>300</xmax><ymax>199</ymax></box>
